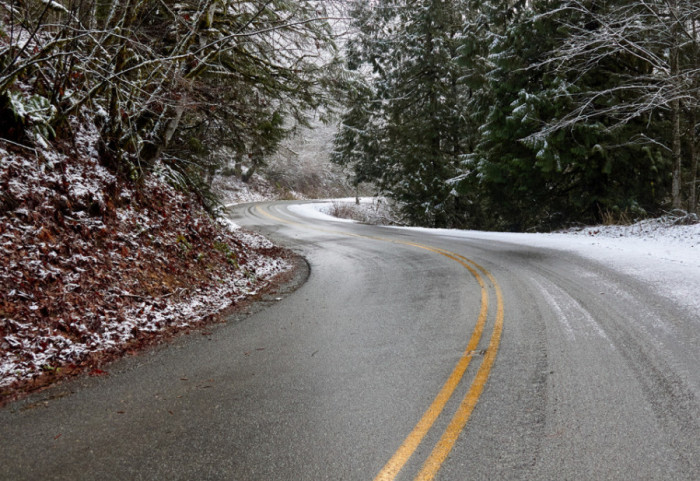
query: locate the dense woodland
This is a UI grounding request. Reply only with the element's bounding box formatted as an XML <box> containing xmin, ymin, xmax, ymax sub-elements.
<box><xmin>0</xmin><ymin>0</ymin><xmax>346</xmax><ymax>208</ymax></box>
<box><xmin>333</xmin><ymin>0</ymin><xmax>700</xmax><ymax>230</ymax></box>
<box><xmin>1</xmin><ymin>0</ymin><xmax>699</xmax><ymax>231</ymax></box>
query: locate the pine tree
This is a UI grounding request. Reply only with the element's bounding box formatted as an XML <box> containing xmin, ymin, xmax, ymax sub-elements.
<box><xmin>334</xmin><ymin>0</ymin><xmax>697</xmax><ymax>229</ymax></box>
<box><xmin>533</xmin><ymin>0</ymin><xmax>699</xmax><ymax>213</ymax></box>
<box><xmin>333</xmin><ymin>0</ymin><xmax>471</xmax><ymax>227</ymax></box>
<box><xmin>456</xmin><ymin>0</ymin><xmax>673</xmax><ymax>230</ymax></box>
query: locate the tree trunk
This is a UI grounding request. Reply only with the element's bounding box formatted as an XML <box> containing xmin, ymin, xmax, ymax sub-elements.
<box><xmin>690</xmin><ymin>115</ymin><xmax>698</xmax><ymax>214</ymax></box>
<box><xmin>670</xmin><ymin>6</ymin><xmax>682</xmax><ymax>210</ymax></box>
<box><xmin>671</xmin><ymin>98</ymin><xmax>682</xmax><ymax>210</ymax></box>
<box><xmin>241</xmin><ymin>162</ymin><xmax>257</xmax><ymax>183</ymax></box>
<box><xmin>690</xmin><ymin>18</ymin><xmax>699</xmax><ymax>214</ymax></box>
<box><xmin>140</xmin><ymin>103</ymin><xmax>185</xmax><ymax>167</ymax></box>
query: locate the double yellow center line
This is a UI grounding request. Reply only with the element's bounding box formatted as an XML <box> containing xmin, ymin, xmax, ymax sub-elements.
<box><xmin>253</xmin><ymin>204</ymin><xmax>504</xmax><ymax>480</ymax></box>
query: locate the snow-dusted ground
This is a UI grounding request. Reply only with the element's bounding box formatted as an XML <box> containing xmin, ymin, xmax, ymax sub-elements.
<box><xmin>0</xmin><ymin>128</ymin><xmax>292</xmax><ymax>391</ymax></box>
<box><xmin>214</xmin><ymin>171</ymin><xmax>285</xmax><ymax>207</ymax></box>
<box><xmin>0</xmin><ymin>216</ymin><xmax>290</xmax><ymax>390</ymax></box>
<box><xmin>289</xmin><ymin>197</ymin><xmax>397</xmax><ymax>225</ymax></box>
<box><xmin>288</xmin><ymin>199</ymin><xmax>362</xmax><ymax>223</ymax></box>
<box><xmin>292</xmin><ymin>200</ymin><xmax>700</xmax><ymax>316</ymax></box>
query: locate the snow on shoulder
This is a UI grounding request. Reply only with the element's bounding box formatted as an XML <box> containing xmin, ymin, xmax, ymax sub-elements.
<box><xmin>289</xmin><ymin>198</ymin><xmax>397</xmax><ymax>225</ymax></box>
<box><xmin>288</xmin><ymin>201</ymin><xmax>358</xmax><ymax>223</ymax></box>
<box><xmin>394</xmin><ymin>216</ymin><xmax>700</xmax><ymax>316</ymax></box>
<box><xmin>0</xmin><ymin>130</ymin><xmax>292</xmax><ymax>398</ymax></box>
<box><xmin>306</xmin><ymin>200</ymin><xmax>698</xmax><ymax>317</ymax></box>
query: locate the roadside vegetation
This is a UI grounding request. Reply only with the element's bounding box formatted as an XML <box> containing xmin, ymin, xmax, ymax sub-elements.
<box><xmin>323</xmin><ymin>198</ymin><xmax>401</xmax><ymax>225</ymax></box>
<box><xmin>0</xmin><ymin>0</ymin><xmax>345</xmax><ymax>401</ymax></box>
<box><xmin>333</xmin><ymin>0</ymin><xmax>699</xmax><ymax>231</ymax></box>
<box><xmin>0</xmin><ymin>119</ymin><xmax>298</xmax><ymax>403</ymax></box>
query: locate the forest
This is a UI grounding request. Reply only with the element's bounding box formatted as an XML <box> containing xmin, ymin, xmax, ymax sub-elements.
<box><xmin>1</xmin><ymin>0</ymin><xmax>699</xmax><ymax>231</ymax></box>
<box><xmin>0</xmin><ymin>0</ymin><xmax>699</xmax><ymax>400</ymax></box>
<box><xmin>333</xmin><ymin>0</ymin><xmax>700</xmax><ymax>230</ymax></box>
<box><xmin>0</xmin><ymin>0</ymin><xmax>346</xmax><ymax>208</ymax></box>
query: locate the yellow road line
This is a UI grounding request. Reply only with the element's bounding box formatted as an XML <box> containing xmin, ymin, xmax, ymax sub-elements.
<box><xmin>415</xmin><ymin>258</ymin><xmax>504</xmax><ymax>481</ymax></box>
<box><xmin>254</xmin><ymin>204</ymin><xmax>505</xmax><ymax>480</ymax></box>
<box><xmin>372</xmin><ymin>249</ymin><xmax>488</xmax><ymax>481</ymax></box>
<box><xmin>255</xmin><ymin>205</ymin><xmax>308</xmax><ymax>227</ymax></box>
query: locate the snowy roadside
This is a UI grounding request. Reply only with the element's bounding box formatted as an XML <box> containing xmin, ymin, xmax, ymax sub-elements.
<box><xmin>1</xmin><ymin>238</ymin><xmax>290</xmax><ymax>392</ymax></box>
<box><xmin>293</xmin><ymin>200</ymin><xmax>700</xmax><ymax>316</ymax></box>
<box><xmin>404</xmin><ymin>220</ymin><xmax>700</xmax><ymax>316</ymax></box>
<box><xmin>0</xmin><ymin>129</ymin><xmax>293</xmax><ymax>397</ymax></box>
<box><xmin>288</xmin><ymin>197</ymin><xmax>397</xmax><ymax>225</ymax></box>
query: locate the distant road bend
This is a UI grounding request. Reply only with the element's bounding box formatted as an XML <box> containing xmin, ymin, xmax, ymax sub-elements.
<box><xmin>1</xmin><ymin>200</ymin><xmax>699</xmax><ymax>480</ymax></box>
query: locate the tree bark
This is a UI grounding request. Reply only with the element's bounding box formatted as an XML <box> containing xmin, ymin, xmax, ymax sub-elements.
<box><xmin>671</xmin><ymin>98</ymin><xmax>682</xmax><ymax>209</ymax></box>
<box><xmin>670</xmin><ymin>2</ymin><xmax>682</xmax><ymax>210</ymax></box>
<box><xmin>139</xmin><ymin>102</ymin><xmax>185</xmax><ymax>167</ymax></box>
<box><xmin>241</xmin><ymin>162</ymin><xmax>257</xmax><ymax>183</ymax></box>
<box><xmin>689</xmin><ymin>110</ymin><xmax>697</xmax><ymax>213</ymax></box>
<box><xmin>692</xmin><ymin>19</ymin><xmax>700</xmax><ymax>214</ymax></box>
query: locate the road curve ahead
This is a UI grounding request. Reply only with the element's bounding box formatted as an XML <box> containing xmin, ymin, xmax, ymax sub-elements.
<box><xmin>1</xmin><ymin>200</ymin><xmax>699</xmax><ymax>481</ymax></box>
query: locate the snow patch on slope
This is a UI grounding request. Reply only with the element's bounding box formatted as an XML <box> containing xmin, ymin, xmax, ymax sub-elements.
<box><xmin>0</xmin><ymin>127</ymin><xmax>292</xmax><ymax>390</ymax></box>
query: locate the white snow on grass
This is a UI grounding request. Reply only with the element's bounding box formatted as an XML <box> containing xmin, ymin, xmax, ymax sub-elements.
<box><xmin>288</xmin><ymin>198</ymin><xmax>392</xmax><ymax>224</ymax></box>
<box><xmin>218</xmin><ymin>216</ymin><xmax>241</xmax><ymax>232</ymax></box>
<box><xmin>215</xmin><ymin>171</ymin><xmax>282</xmax><ymax>207</ymax></box>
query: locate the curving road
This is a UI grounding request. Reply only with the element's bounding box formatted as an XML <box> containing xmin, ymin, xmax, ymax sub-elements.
<box><xmin>1</xmin><ymin>200</ymin><xmax>699</xmax><ymax>480</ymax></box>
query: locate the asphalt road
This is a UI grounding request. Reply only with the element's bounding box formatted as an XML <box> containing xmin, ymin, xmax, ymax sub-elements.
<box><xmin>1</xmin><ymin>201</ymin><xmax>698</xmax><ymax>481</ymax></box>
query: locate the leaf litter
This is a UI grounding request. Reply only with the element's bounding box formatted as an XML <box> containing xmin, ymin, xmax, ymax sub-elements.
<box><xmin>0</xmin><ymin>119</ymin><xmax>292</xmax><ymax>402</ymax></box>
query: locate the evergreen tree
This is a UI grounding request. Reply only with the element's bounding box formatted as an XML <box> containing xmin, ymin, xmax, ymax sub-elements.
<box><xmin>456</xmin><ymin>0</ymin><xmax>672</xmax><ymax>230</ymax></box>
<box><xmin>533</xmin><ymin>0</ymin><xmax>699</xmax><ymax>213</ymax></box>
<box><xmin>333</xmin><ymin>0</ymin><xmax>471</xmax><ymax>227</ymax></box>
<box><xmin>334</xmin><ymin>0</ymin><xmax>697</xmax><ymax>229</ymax></box>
